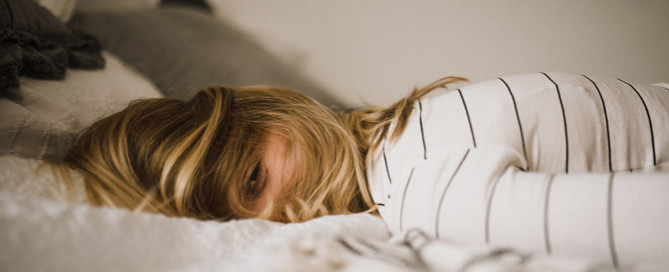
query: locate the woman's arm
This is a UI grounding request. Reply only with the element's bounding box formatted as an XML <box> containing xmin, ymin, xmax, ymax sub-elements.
<box><xmin>371</xmin><ymin>146</ymin><xmax>669</xmax><ymax>267</ymax></box>
<box><xmin>366</xmin><ymin>72</ymin><xmax>669</xmax><ymax>267</ymax></box>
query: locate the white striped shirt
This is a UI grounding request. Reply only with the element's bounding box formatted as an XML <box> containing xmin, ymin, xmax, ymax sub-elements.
<box><xmin>367</xmin><ymin>72</ymin><xmax>669</xmax><ymax>267</ymax></box>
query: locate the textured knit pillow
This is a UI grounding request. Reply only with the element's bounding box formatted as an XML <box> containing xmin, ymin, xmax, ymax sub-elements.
<box><xmin>0</xmin><ymin>0</ymin><xmax>105</xmax><ymax>91</ymax></box>
<box><xmin>367</xmin><ymin>72</ymin><xmax>669</xmax><ymax>267</ymax></box>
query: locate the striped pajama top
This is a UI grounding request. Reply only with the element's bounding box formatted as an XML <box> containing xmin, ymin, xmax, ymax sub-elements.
<box><xmin>367</xmin><ymin>72</ymin><xmax>669</xmax><ymax>267</ymax></box>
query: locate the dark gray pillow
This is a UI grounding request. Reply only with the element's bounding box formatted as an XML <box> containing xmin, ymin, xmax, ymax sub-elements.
<box><xmin>68</xmin><ymin>5</ymin><xmax>342</xmax><ymax>107</ymax></box>
<box><xmin>0</xmin><ymin>0</ymin><xmax>104</xmax><ymax>92</ymax></box>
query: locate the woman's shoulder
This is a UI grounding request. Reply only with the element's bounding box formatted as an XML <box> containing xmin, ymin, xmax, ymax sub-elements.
<box><xmin>386</xmin><ymin>71</ymin><xmax>669</xmax><ymax>173</ymax></box>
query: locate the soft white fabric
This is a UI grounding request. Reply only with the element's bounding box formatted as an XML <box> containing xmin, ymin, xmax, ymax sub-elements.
<box><xmin>0</xmin><ymin>155</ymin><xmax>386</xmax><ymax>271</ymax></box>
<box><xmin>367</xmin><ymin>72</ymin><xmax>669</xmax><ymax>267</ymax></box>
<box><xmin>0</xmin><ymin>51</ymin><xmax>163</xmax><ymax>159</ymax></box>
<box><xmin>0</xmin><ymin>155</ymin><xmax>625</xmax><ymax>272</ymax></box>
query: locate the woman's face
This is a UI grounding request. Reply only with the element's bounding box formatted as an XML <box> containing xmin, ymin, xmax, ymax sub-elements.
<box><xmin>245</xmin><ymin>132</ymin><xmax>297</xmax><ymax>213</ymax></box>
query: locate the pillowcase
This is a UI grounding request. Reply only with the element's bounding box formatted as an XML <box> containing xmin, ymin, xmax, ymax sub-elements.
<box><xmin>0</xmin><ymin>52</ymin><xmax>163</xmax><ymax>159</ymax></box>
<box><xmin>68</xmin><ymin>5</ymin><xmax>342</xmax><ymax>107</ymax></box>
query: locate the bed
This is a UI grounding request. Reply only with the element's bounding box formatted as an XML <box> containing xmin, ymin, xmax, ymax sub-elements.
<box><xmin>1</xmin><ymin>1</ymin><xmax>666</xmax><ymax>271</ymax></box>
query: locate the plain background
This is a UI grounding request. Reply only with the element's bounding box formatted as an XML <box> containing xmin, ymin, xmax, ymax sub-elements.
<box><xmin>209</xmin><ymin>0</ymin><xmax>669</xmax><ymax>108</ymax></box>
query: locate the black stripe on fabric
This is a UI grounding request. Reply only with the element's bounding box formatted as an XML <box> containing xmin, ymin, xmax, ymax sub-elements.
<box><xmin>582</xmin><ymin>75</ymin><xmax>613</xmax><ymax>172</ymax></box>
<box><xmin>484</xmin><ymin>173</ymin><xmax>505</xmax><ymax>245</ymax></box>
<box><xmin>383</xmin><ymin>145</ymin><xmax>393</xmax><ymax>184</ymax></box>
<box><xmin>458</xmin><ymin>89</ymin><xmax>477</xmax><ymax>148</ymax></box>
<box><xmin>418</xmin><ymin>100</ymin><xmax>427</xmax><ymax>160</ymax></box>
<box><xmin>618</xmin><ymin>78</ymin><xmax>657</xmax><ymax>166</ymax></box>
<box><xmin>607</xmin><ymin>173</ymin><xmax>620</xmax><ymax>269</ymax></box>
<box><xmin>399</xmin><ymin>167</ymin><xmax>416</xmax><ymax>232</ymax></box>
<box><xmin>499</xmin><ymin>78</ymin><xmax>529</xmax><ymax>171</ymax></box>
<box><xmin>377</xmin><ymin>203</ymin><xmax>385</xmax><ymax>207</ymax></box>
<box><xmin>541</xmin><ymin>72</ymin><xmax>569</xmax><ymax>173</ymax></box>
<box><xmin>435</xmin><ymin>149</ymin><xmax>470</xmax><ymax>238</ymax></box>
<box><xmin>543</xmin><ymin>174</ymin><xmax>556</xmax><ymax>255</ymax></box>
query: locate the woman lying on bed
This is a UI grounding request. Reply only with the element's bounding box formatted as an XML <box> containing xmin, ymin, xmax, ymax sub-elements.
<box><xmin>56</xmin><ymin>72</ymin><xmax>668</xmax><ymax>265</ymax></box>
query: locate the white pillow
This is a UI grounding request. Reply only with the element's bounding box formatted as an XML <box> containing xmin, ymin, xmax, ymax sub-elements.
<box><xmin>0</xmin><ymin>154</ymin><xmax>388</xmax><ymax>272</ymax></box>
<box><xmin>0</xmin><ymin>52</ymin><xmax>163</xmax><ymax>159</ymax></box>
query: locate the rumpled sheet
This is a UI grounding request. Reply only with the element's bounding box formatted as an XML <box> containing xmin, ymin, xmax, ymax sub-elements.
<box><xmin>0</xmin><ymin>156</ymin><xmax>655</xmax><ymax>272</ymax></box>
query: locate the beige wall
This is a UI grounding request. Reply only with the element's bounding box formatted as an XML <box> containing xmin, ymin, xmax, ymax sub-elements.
<box><xmin>209</xmin><ymin>0</ymin><xmax>669</xmax><ymax>107</ymax></box>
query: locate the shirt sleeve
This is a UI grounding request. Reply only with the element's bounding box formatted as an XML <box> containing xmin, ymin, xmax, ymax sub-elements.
<box><xmin>366</xmin><ymin>72</ymin><xmax>669</xmax><ymax>267</ymax></box>
<box><xmin>371</xmin><ymin>145</ymin><xmax>669</xmax><ymax>267</ymax></box>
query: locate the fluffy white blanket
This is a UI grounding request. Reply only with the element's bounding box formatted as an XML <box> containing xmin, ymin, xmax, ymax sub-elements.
<box><xmin>0</xmin><ymin>156</ymin><xmax>652</xmax><ymax>272</ymax></box>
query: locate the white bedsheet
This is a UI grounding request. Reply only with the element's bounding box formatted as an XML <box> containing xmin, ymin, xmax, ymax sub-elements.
<box><xmin>0</xmin><ymin>156</ymin><xmax>655</xmax><ymax>271</ymax></box>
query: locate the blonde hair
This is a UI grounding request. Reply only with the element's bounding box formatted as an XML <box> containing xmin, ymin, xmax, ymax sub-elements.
<box><xmin>340</xmin><ymin>76</ymin><xmax>467</xmax><ymax>163</ymax></box>
<box><xmin>57</xmin><ymin>77</ymin><xmax>465</xmax><ymax>223</ymax></box>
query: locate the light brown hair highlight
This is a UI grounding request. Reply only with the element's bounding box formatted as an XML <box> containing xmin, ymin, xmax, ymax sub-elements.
<box><xmin>56</xmin><ymin>76</ymin><xmax>466</xmax><ymax>223</ymax></box>
<box><xmin>60</xmin><ymin>86</ymin><xmax>373</xmax><ymax>222</ymax></box>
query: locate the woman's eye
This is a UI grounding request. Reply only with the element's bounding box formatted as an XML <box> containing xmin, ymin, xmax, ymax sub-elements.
<box><xmin>249</xmin><ymin>164</ymin><xmax>260</xmax><ymax>181</ymax></box>
<box><xmin>247</xmin><ymin>163</ymin><xmax>263</xmax><ymax>196</ymax></box>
